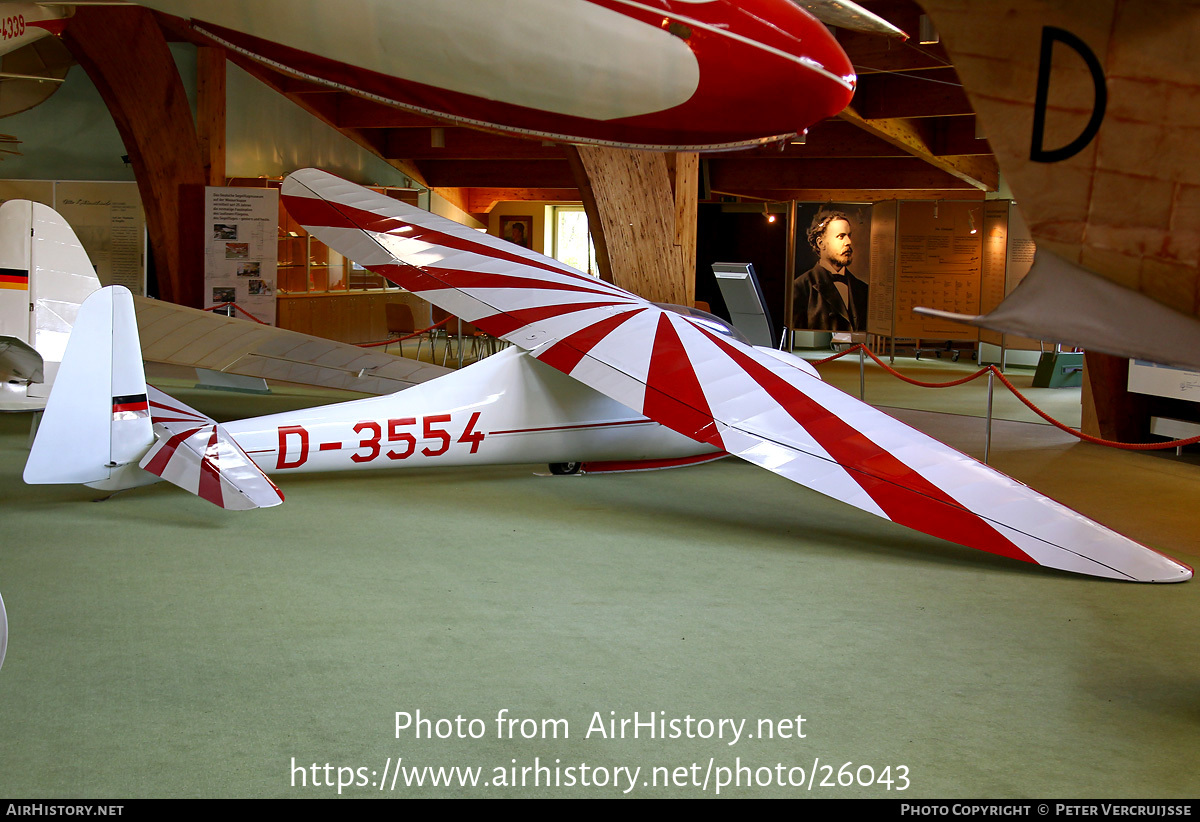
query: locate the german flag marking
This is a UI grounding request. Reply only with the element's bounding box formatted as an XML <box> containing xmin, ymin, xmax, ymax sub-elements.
<box><xmin>0</xmin><ymin>268</ymin><xmax>28</xmax><ymax>290</ymax></box>
<box><xmin>112</xmin><ymin>393</ymin><xmax>149</xmax><ymax>420</ymax></box>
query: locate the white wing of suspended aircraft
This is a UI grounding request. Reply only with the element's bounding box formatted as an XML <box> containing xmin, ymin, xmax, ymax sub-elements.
<box><xmin>22</xmin><ymin>168</ymin><xmax>1194</xmax><ymax>583</ymax></box>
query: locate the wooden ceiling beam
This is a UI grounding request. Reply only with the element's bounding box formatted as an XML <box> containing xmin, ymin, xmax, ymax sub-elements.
<box><xmin>836</xmin><ymin>30</ymin><xmax>951</xmax><ymax>73</ymax></box>
<box><xmin>226</xmin><ymin>51</ymin><xmax>428</xmax><ymax>185</ymax></box>
<box><xmin>708</xmin><ymin>188</ymin><xmax>986</xmax><ymax>202</ymax></box>
<box><xmin>928</xmin><ymin>116</ymin><xmax>992</xmax><ymax>156</ymax></box>
<box><xmin>277</xmin><ymin>75</ymin><xmax>339</xmax><ymax>94</ymax></box>
<box><xmin>707</xmin><ymin>157</ymin><xmax>974</xmax><ymax>191</ymax></box>
<box><xmin>333</xmin><ymin>95</ymin><xmax>445</xmax><ymax>129</ymax></box>
<box><xmin>419</xmin><ymin>160</ymin><xmax>576</xmax><ymax>188</ymax></box>
<box><xmin>384</xmin><ymin>128</ymin><xmax>560</xmax><ymax>160</ymax></box>
<box><xmin>707</xmin><ymin>119</ymin><xmax>910</xmax><ymax>159</ymax></box>
<box><xmin>467</xmin><ymin>188</ymin><xmax>581</xmax><ymax>213</ymax></box>
<box><xmin>839</xmin><ymin>105</ymin><xmax>997</xmax><ymax>190</ymax></box>
<box><xmin>852</xmin><ymin>67</ymin><xmax>974</xmax><ymax>119</ymax></box>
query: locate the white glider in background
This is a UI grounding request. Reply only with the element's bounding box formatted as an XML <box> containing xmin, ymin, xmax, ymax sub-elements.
<box><xmin>0</xmin><ymin>199</ymin><xmax>450</xmax><ymax>412</ymax></box>
<box><xmin>0</xmin><ymin>199</ymin><xmax>101</xmax><ymax>411</ymax></box>
<box><xmin>20</xmin><ymin>169</ymin><xmax>1193</xmax><ymax>583</ymax></box>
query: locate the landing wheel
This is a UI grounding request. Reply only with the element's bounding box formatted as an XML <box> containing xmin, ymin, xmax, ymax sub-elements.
<box><xmin>549</xmin><ymin>462</ymin><xmax>582</xmax><ymax>475</ymax></box>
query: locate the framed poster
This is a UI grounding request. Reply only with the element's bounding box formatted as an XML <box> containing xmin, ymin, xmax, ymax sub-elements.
<box><xmin>788</xmin><ymin>202</ymin><xmax>872</xmax><ymax>332</ymax></box>
<box><xmin>499</xmin><ymin>215</ymin><xmax>533</xmax><ymax>249</ymax></box>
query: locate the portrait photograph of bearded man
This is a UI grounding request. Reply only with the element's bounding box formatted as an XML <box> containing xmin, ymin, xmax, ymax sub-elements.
<box><xmin>791</xmin><ymin>207</ymin><xmax>871</xmax><ymax>332</ymax></box>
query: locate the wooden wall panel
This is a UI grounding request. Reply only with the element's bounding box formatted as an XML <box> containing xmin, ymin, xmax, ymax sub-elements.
<box><xmin>277</xmin><ymin>292</ymin><xmax>424</xmax><ymax>344</ymax></box>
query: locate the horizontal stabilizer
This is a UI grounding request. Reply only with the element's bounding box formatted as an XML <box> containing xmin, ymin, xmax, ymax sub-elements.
<box><xmin>140</xmin><ymin>419</ymin><xmax>283</xmax><ymax>510</ymax></box>
<box><xmin>913</xmin><ymin>251</ymin><xmax>1200</xmax><ymax>371</ymax></box>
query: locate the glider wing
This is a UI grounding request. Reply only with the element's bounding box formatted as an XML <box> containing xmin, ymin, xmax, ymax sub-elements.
<box><xmin>281</xmin><ymin>168</ymin><xmax>1190</xmax><ymax>583</ymax></box>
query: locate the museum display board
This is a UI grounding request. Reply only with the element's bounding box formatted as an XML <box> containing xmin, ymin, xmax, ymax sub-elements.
<box><xmin>979</xmin><ymin>200</ymin><xmax>1039</xmax><ymax>350</ymax></box>
<box><xmin>866</xmin><ymin>200</ymin><xmax>896</xmax><ymax>337</ymax></box>
<box><xmin>204</xmin><ymin>186</ymin><xmax>279</xmax><ymax>326</ymax></box>
<box><xmin>0</xmin><ymin>179</ymin><xmax>146</xmax><ymax>296</ymax></box>
<box><xmin>867</xmin><ymin>200</ymin><xmax>982</xmax><ymax>341</ymax></box>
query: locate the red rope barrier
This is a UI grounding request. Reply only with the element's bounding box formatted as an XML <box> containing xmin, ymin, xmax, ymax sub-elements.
<box><xmin>204</xmin><ymin>302</ymin><xmax>268</xmax><ymax>324</ymax></box>
<box><xmin>813</xmin><ymin>344</ymin><xmax>1200</xmax><ymax>451</ymax></box>
<box><xmin>355</xmin><ymin>317</ymin><xmax>451</xmax><ymax>348</ymax></box>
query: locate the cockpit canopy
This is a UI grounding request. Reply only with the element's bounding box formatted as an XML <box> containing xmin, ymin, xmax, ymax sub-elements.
<box><xmin>654</xmin><ymin>303</ymin><xmax>750</xmax><ymax>345</ymax></box>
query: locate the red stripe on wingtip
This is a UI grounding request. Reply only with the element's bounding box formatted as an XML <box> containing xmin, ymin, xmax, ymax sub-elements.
<box><xmin>282</xmin><ymin>192</ymin><xmax>597</xmax><ymax>284</ymax></box>
<box><xmin>702</xmin><ymin>332</ymin><xmax>1035</xmax><ymax>565</ymax></box>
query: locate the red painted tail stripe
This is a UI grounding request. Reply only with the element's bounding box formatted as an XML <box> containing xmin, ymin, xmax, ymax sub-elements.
<box><xmin>702</xmin><ymin>331</ymin><xmax>1035</xmax><ymax>564</ymax></box>
<box><xmin>198</xmin><ymin>427</ymin><xmax>224</xmax><ymax>508</ymax></box>
<box><xmin>535</xmin><ymin>308</ymin><xmax>647</xmax><ymax>375</ymax></box>
<box><xmin>643</xmin><ymin>315</ymin><xmax>725</xmax><ymax>449</ymax></box>
<box><xmin>150</xmin><ymin>399</ymin><xmax>206</xmax><ymax>422</ymax></box>
<box><xmin>143</xmin><ymin>426</ymin><xmax>204</xmax><ymax>476</ymax></box>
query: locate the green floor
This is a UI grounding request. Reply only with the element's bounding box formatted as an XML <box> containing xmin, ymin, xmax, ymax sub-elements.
<box><xmin>1</xmin><ymin>356</ymin><xmax>1198</xmax><ymax>798</ymax></box>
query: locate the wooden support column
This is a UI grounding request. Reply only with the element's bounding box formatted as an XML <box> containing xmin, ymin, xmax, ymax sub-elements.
<box><xmin>565</xmin><ymin>146</ymin><xmax>697</xmax><ymax>306</ymax></box>
<box><xmin>197</xmin><ymin>46</ymin><xmax>226</xmax><ymax>187</ymax></box>
<box><xmin>1081</xmin><ymin>352</ymin><xmax>1149</xmax><ymax>442</ymax></box>
<box><xmin>63</xmin><ymin>6</ymin><xmax>207</xmax><ymax>307</ymax></box>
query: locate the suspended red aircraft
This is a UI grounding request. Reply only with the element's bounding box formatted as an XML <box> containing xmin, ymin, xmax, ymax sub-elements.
<box><xmin>123</xmin><ymin>0</ymin><xmax>858</xmax><ymax>151</ymax></box>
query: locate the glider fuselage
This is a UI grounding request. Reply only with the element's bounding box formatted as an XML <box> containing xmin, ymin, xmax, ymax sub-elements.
<box><xmin>170</xmin><ymin>346</ymin><xmax>716</xmax><ymax>483</ymax></box>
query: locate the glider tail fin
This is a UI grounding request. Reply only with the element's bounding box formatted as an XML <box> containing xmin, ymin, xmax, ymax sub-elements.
<box><xmin>23</xmin><ymin>285</ymin><xmax>153</xmax><ymax>487</ymax></box>
<box><xmin>23</xmin><ymin>285</ymin><xmax>283</xmax><ymax>509</ymax></box>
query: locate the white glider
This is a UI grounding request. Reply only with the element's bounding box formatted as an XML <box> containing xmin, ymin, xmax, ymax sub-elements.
<box><xmin>20</xmin><ymin>169</ymin><xmax>1194</xmax><ymax>583</ymax></box>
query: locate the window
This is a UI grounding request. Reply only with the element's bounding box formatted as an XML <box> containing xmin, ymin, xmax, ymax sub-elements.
<box><xmin>552</xmin><ymin>206</ymin><xmax>598</xmax><ymax>276</ymax></box>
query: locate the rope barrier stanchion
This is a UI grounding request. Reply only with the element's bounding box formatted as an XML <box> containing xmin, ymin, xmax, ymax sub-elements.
<box><xmin>808</xmin><ymin>343</ymin><xmax>1200</xmax><ymax>453</ymax></box>
<box><xmin>985</xmin><ymin>369</ymin><xmax>994</xmax><ymax>464</ymax></box>
<box><xmin>204</xmin><ymin>302</ymin><xmax>268</xmax><ymax>325</ymax></box>
<box><xmin>859</xmin><ymin>345</ymin><xmax>865</xmax><ymax>401</ymax></box>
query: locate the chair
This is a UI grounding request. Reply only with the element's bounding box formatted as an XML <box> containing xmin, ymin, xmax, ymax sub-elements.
<box><xmin>434</xmin><ymin>307</ymin><xmax>491</xmax><ymax>368</ymax></box>
<box><xmin>384</xmin><ymin>302</ymin><xmax>425</xmax><ymax>360</ymax></box>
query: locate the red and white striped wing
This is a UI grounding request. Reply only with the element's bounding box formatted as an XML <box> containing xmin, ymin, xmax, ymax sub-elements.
<box><xmin>140</xmin><ymin>387</ymin><xmax>283</xmax><ymax>510</ymax></box>
<box><xmin>282</xmin><ymin>168</ymin><xmax>1191</xmax><ymax>582</ymax></box>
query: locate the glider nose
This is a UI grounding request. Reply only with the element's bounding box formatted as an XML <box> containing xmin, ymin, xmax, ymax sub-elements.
<box><xmin>734</xmin><ymin>0</ymin><xmax>857</xmax><ymax>127</ymax></box>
